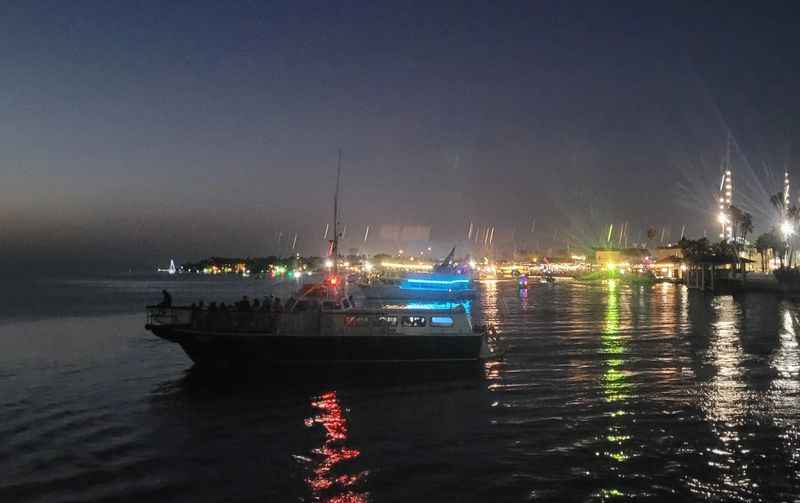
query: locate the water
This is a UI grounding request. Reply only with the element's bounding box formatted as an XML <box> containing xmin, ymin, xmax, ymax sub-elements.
<box><xmin>2</xmin><ymin>276</ymin><xmax>800</xmax><ymax>502</ymax></box>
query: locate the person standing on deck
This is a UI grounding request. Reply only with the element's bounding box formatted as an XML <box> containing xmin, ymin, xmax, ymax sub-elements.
<box><xmin>159</xmin><ymin>290</ymin><xmax>172</xmax><ymax>307</ymax></box>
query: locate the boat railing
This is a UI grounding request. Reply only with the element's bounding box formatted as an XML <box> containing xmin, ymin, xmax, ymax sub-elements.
<box><xmin>190</xmin><ymin>309</ymin><xmax>279</xmax><ymax>332</ymax></box>
<box><xmin>146</xmin><ymin>306</ymin><xmax>193</xmax><ymax>326</ymax></box>
<box><xmin>146</xmin><ymin>306</ymin><xmax>281</xmax><ymax>332</ymax></box>
<box><xmin>146</xmin><ymin>304</ymin><xmax>471</xmax><ymax>336</ymax></box>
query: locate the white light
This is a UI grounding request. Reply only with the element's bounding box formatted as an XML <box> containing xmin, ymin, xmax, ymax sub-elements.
<box><xmin>781</xmin><ymin>221</ymin><xmax>794</xmax><ymax>237</ymax></box>
<box><xmin>718</xmin><ymin>213</ymin><xmax>728</xmax><ymax>224</ymax></box>
<box><xmin>469</xmin><ymin>259</ymin><xmax>477</xmax><ymax>269</ymax></box>
<box><xmin>324</xmin><ymin>259</ymin><xmax>333</xmax><ymax>268</ymax></box>
<box><xmin>364</xmin><ymin>262</ymin><xmax>373</xmax><ymax>272</ymax></box>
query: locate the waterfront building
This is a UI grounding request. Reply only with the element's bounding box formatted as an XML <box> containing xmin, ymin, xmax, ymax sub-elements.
<box><xmin>594</xmin><ymin>248</ymin><xmax>650</xmax><ymax>272</ymax></box>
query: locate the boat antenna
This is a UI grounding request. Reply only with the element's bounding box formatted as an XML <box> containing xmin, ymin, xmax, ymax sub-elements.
<box><xmin>333</xmin><ymin>149</ymin><xmax>342</xmax><ymax>275</ymax></box>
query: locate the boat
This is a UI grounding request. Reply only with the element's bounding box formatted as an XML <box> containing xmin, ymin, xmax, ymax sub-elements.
<box><xmin>144</xmin><ymin>153</ymin><xmax>502</xmax><ymax>367</ymax></box>
<box><xmin>157</xmin><ymin>259</ymin><xmax>177</xmax><ymax>275</ymax></box>
<box><xmin>145</xmin><ymin>283</ymin><xmax>502</xmax><ymax>366</ymax></box>
<box><xmin>540</xmin><ymin>273</ymin><xmax>555</xmax><ymax>284</ymax></box>
<box><xmin>358</xmin><ymin>247</ymin><xmax>476</xmax><ymax>300</ymax></box>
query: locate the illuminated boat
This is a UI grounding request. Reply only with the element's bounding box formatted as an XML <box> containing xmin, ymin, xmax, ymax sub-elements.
<box><xmin>359</xmin><ymin>248</ymin><xmax>475</xmax><ymax>300</ymax></box>
<box><xmin>144</xmin><ymin>282</ymin><xmax>501</xmax><ymax>367</ymax></box>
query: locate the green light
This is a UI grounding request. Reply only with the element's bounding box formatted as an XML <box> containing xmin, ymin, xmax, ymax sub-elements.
<box><xmin>607</xmin><ymin>451</ymin><xmax>629</xmax><ymax>462</ymax></box>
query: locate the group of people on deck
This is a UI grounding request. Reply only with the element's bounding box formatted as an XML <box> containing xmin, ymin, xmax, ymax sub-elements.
<box><xmin>158</xmin><ymin>290</ymin><xmax>304</xmax><ymax>332</ymax></box>
<box><xmin>195</xmin><ymin>295</ymin><xmax>295</xmax><ymax>313</ymax></box>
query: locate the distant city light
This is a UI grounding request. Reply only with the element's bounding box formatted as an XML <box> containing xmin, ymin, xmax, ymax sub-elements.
<box><xmin>324</xmin><ymin>259</ymin><xmax>334</xmax><ymax>268</ymax></box>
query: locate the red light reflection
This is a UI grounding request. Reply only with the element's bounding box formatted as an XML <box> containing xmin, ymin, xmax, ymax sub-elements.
<box><xmin>305</xmin><ymin>391</ymin><xmax>367</xmax><ymax>502</ymax></box>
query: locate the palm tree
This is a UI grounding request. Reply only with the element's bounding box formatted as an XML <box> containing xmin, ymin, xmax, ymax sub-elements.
<box><xmin>775</xmin><ymin>233</ymin><xmax>788</xmax><ymax>268</ymax></box>
<box><xmin>740</xmin><ymin>212</ymin><xmax>753</xmax><ymax>243</ymax></box>
<box><xmin>770</xmin><ymin>191</ymin><xmax>786</xmax><ymax>215</ymax></box>
<box><xmin>755</xmin><ymin>233</ymin><xmax>769</xmax><ymax>271</ymax></box>
<box><xmin>727</xmin><ymin>205</ymin><xmax>741</xmax><ymax>242</ymax></box>
<box><xmin>787</xmin><ymin>206</ymin><xmax>800</xmax><ymax>267</ymax></box>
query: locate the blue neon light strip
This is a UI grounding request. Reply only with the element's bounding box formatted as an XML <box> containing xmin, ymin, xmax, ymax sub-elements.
<box><xmin>381</xmin><ymin>301</ymin><xmax>472</xmax><ymax>316</ymax></box>
<box><xmin>404</xmin><ymin>278</ymin><xmax>470</xmax><ymax>285</ymax></box>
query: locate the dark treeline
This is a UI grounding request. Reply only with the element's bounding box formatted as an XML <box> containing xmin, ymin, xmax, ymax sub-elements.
<box><xmin>181</xmin><ymin>256</ymin><xmax>322</xmax><ymax>274</ymax></box>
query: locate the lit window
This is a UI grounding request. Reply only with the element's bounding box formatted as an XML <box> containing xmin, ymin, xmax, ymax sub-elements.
<box><xmin>344</xmin><ymin>315</ymin><xmax>371</xmax><ymax>327</ymax></box>
<box><xmin>378</xmin><ymin>316</ymin><xmax>398</xmax><ymax>327</ymax></box>
<box><xmin>401</xmin><ymin>316</ymin><xmax>427</xmax><ymax>328</ymax></box>
<box><xmin>430</xmin><ymin>316</ymin><xmax>454</xmax><ymax>327</ymax></box>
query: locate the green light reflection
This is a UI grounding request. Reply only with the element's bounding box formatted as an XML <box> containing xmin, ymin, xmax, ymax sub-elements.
<box><xmin>601</xmin><ymin>280</ymin><xmax>631</xmax><ymax>403</ymax></box>
<box><xmin>599</xmin><ymin>278</ymin><xmax>633</xmax><ymax>498</ymax></box>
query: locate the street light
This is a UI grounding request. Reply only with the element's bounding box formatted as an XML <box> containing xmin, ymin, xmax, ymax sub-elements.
<box><xmin>781</xmin><ymin>220</ymin><xmax>794</xmax><ymax>238</ymax></box>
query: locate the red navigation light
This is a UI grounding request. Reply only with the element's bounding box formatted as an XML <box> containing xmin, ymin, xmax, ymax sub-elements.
<box><xmin>328</xmin><ymin>276</ymin><xmax>338</xmax><ymax>286</ymax></box>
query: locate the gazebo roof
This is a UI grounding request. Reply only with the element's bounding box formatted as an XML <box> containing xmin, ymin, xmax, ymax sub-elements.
<box><xmin>690</xmin><ymin>255</ymin><xmax>753</xmax><ymax>265</ymax></box>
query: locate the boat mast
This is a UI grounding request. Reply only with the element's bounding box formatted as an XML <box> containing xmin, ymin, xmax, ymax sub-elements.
<box><xmin>332</xmin><ymin>149</ymin><xmax>342</xmax><ymax>275</ymax></box>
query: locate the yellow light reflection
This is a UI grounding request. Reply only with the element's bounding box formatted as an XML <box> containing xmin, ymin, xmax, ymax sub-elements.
<box><xmin>696</xmin><ymin>295</ymin><xmax>757</xmax><ymax>498</ymax></box>
<box><xmin>769</xmin><ymin>308</ymin><xmax>800</xmax><ymax>409</ymax></box>
<box><xmin>481</xmin><ymin>278</ymin><xmax>500</xmax><ymax>326</ymax></box>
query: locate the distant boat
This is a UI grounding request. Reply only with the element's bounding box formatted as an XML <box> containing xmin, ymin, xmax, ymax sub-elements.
<box><xmin>359</xmin><ymin>247</ymin><xmax>476</xmax><ymax>300</ymax></box>
<box><xmin>157</xmin><ymin>259</ymin><xmax>177</xmax><ymax>275</ymax></box>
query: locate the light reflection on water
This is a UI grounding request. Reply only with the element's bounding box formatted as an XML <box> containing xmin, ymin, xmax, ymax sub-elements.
<box><xmin>3</xmin><ymin>277</ymin><xmax>800</xmax><ymax>501</ymax></box>
<box><xmin>598</xmin><ymin>280</ymin><xmax>633</xmax><ymax>497</ymax></box>
<box><xmin>304</xmin><ymin>391</ymin><xmax>367</xmax><ymax>502</ymax></box>
<box><xmin>480</xmin><ymin>279</ymin><xmax>501</xmax><ymax>327</ymax></box>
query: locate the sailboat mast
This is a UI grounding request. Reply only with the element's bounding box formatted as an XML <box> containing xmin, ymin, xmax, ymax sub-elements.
<box><xmin>333</xmin><ymin>149</ymin><xmax>342</xmax><ymax>274</ymax></box>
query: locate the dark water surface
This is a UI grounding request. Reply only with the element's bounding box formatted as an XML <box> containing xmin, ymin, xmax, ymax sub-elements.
<box><xmin>2</xmin><ymin>276</ymin><xmax>800</xmax><ymax>502</ymax></box>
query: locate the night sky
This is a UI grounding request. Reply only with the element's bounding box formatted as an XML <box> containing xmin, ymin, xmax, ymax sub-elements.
<box><xmin>2</xmin><ymin>2</ymin><xmax>799</xmax><ymax>271</ymax></box>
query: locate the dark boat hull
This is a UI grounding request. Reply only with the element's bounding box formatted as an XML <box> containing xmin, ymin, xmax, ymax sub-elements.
<box><xmin>147</xmin><ymin>325</ymin><xmax>484</xmax><ymax>367</ymax></box>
